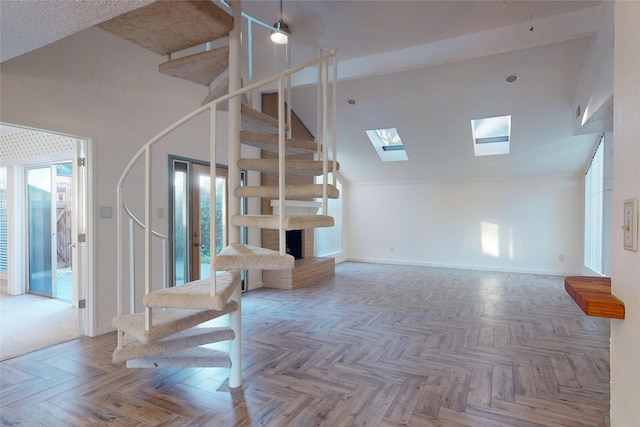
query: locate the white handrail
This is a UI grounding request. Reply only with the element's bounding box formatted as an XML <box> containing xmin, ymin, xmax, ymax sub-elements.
<box><xmin>117</xmin><ymin>53</ymin><xmax>336</xmax><ymax>191</ymax></box>
<box><xmin>122</xmin><ymin>202</ymin><xmax>167</xmax><ymax>239</ymax></box>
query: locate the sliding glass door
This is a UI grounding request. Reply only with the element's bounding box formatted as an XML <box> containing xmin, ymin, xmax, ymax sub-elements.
<box><xmin>26</xmin><ymin>163</ymin><xmax>73</xmax><ymax>300</ymax></box>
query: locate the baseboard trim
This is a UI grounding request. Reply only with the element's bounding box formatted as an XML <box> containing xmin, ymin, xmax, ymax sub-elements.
<box><xmin>345</xmin><ymin>257</ymin><xmax>581</xmax><ymax>277</ymax></box>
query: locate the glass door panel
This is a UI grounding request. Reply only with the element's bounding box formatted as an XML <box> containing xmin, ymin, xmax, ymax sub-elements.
<box><xmin>27</xmin><ymin>167</ymin><xmax>54</xmax><ymax>296</ymax></box>
<box><xmin>191</xmin><ymin>166</ymin><xmax>208</xmax><ymax>279</ymax></box>
<box><xmin>214</xmin><ymin>171</ymin><xmax>228</xmax><ymax>258</ymax></box>
<box><xmin>192</xmin><ymin>164</ymin><xmax>227</xmax><ymax>280</ymax></box>
<box><xmin>172</xmin><ymin>162</ymin><xmax>189</xmax><ymax>285</ymax></box>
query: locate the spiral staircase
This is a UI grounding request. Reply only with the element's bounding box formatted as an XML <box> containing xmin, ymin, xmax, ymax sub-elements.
<box><xmin>100</xmin><ymin>1</ymin><xmax>339</xmax><ymax>388</ymax></box>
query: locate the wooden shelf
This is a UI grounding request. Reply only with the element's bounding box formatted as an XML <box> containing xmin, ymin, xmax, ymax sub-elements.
<box><xmin>564</xmin><ymin>276</ymin><xmax>625</xmax><ymax>319</ymax></box>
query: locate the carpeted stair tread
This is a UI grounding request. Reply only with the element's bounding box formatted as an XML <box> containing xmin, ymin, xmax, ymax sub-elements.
<box><xmin>159</xmin><ymin>46</ymin><xmax>229</xmax><ymax>86</ymax></box>
<box><xmin>234</xmin><ymin>184</ymin><xmax>339</xmax><ymax>199</ymax></box>
<box><xmin>113</xmin><ymin>302</ymin><xmax>238</xmax><ymax>345</ymax></box>
<box><xmin>240</xmin><ymin>131</ymin><xmax>318</xmax><ymax>154</ymax></box>
<box><xmin>143</xmin><ymin>271</ymin><xmax>240</xmax><ymax>311</ymax></box>
<box><xmin>240</xmin><ymin>106</ymin><xmax>285</xmax><ymax>134</ymax></box>
<box><xmin>214</xmin><ymin>243</ymin><xmax>294</xmax><ymax>271</ymax></box>
<box><xmin>125</xmin><ymin>347</ymin><xmax>231</xmax><ymax>368</ymax></box>
<box><xmin>202</xmin><ymin>76</ymin><xmax>252</xmax><ymax>109</ymax></box>
<box><xmin>98</xmin><ymin>1</ymin><xmax>233</xmax><ymax>55</ymax></box>
<box><xmin>236</xmin><ymin>158</ymin><xmax>339</xmax><ymax>175</ymax></box>
<box><xmin>113</xmin><ymin>327</ymin><xmax>235</xmax><ymax>363</ymax></box>
<box><xmin>230</xmin><ymin>214</ymin><xmax>334</xmax><ymax>230</ymax></box>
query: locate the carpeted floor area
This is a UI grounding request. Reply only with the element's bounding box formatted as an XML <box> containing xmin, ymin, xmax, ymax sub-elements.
<box><xmin>0</xmin><ymin>292</ymin><xmax>80</xmax><ymax>360</ymax></box>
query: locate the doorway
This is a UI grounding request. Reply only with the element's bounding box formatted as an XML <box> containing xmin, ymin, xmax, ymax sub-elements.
<box><xmin>170</xmin><ymin>158</ymin><xmax>229</xmax><ymax>286</ymax></box>
<box><xmin>0</xmin><ymin>123</ymin><xmax>90</xmax><ymax>358</ymax></box>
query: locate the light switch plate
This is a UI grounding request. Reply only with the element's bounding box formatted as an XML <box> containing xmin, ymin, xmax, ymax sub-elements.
<box><xmin>100</xmin><ymin>206</ymin><xmax>112</xmax><ymax>219</ymax></box>
<box><xmin>623</xmin><ymin>198</ymin><xmax>638</xmax><ymax>251</ymax></box>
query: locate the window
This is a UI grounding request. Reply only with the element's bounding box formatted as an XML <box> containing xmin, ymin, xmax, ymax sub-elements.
<box><xmin>471</xmin><ymin>115</ymin><xmax>511</xmax><ymax>156</ymax></box>
<box><xmin>584</xmin><ymin>136</ymin><xmax>604</xmax><ymax>274</ymax></box>
<box><xmin>366</xmin><ymin>127</ymin><xmax>408</xmax><ymax>161</ymax></box>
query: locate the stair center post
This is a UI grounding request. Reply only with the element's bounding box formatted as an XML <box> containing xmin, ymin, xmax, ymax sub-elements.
<box><xmin>227</xmin><ymin>0</ymin><xmax>242</xmax><ymax>390</ymax></box>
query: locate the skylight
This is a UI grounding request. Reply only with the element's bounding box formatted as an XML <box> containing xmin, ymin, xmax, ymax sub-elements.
<box><xmin>366</xmin><ymin>127</ymin><xmax>408</xmax><ymax>161</ymax></box>
<box><xmin>471</xmin><ymin>115</ymin><xmax>511</xmax><ymax>156</ymax></box>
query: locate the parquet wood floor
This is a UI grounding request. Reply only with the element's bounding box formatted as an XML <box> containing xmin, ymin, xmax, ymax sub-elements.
<box><xmin>0</xmin><ymin>263</ymin><xmax>610</xmax><ymax>426</ymax></box>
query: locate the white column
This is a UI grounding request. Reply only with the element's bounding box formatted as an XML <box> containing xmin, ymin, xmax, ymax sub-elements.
<box><xmin>227</xmin><ymin>0</ymin><xmax>242</xmax><ymax>246</ymax></box>
<box><xmin>227</xmin><ymin>0</ymin><xmax>243</xmax><ymax>389</ymax></box>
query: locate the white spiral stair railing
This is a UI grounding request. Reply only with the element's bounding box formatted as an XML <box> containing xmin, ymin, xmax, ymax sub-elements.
<box><xmin>114</xmin><ymin>22</ymin><xmax>337</xmax><ymax>388</ymax></box>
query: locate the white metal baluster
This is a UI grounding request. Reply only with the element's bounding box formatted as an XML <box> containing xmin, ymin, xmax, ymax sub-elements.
<box><xmin>321</xmin><ymin>59</ymin><xmax>329</xmax><ymax>215</ymax></box>
<box><xmin>278</xmin><ymin>76</ymin><xmax>286</xmax><ymax>255</ymax></box>
<box><xmin>162</xmin><ymin>238</ymin><xmax>167</xmax><ymax>289</ymax></box>
<box><xmin>247</xmin><ymin>19</ymin><xmax>253</xmax><ymax>84</ymax></box>
<box><xmin>316</xmin><ymin>50</ymin><xmax>322</xmax><ymax>160</ymax></box>
<box><xmin>286</xmin><ymin>41</ymin><xmax>292</xmax><ymax>139</ymax></box>
<box><xmin>116</xmin><ymin>187</ymin><xmax>123</xmax><ymax>349</ymax></box>
<box><xmin>332</xmin><ymin>53</ymin><xmax>338</xmax><ymax>189</ymax></box>
<box><xmin>129</xmin><ymin>218</ymin><xmax>135</xmax><ymax>314</ymax></box>
<box><xmin>210</xmin><ymin>107</ymin><xmax>217</xmax><ymax>296</ymax></box>
<box><xmin>144</xmin><ymin>146</ymin><xmax>152</xmax><ymax>332</ymax></box>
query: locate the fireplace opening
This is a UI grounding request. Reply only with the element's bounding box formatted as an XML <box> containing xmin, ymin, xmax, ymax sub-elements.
<box><xmin>286</xmin><ymin>230</ymin><xmax>303</xmax><ymax>260</ymax></box>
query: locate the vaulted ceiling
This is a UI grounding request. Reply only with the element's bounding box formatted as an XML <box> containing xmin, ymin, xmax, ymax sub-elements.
<box><xmin>1</xmin><ymin>0</ymin><xmax>607</xmax><ymax>184</ymax></box>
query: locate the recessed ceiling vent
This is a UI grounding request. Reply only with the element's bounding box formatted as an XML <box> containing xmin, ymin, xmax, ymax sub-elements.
<box><xmin>471</xmin><ymin>115</ymin><xmax>511</xmax><ymax>156</ymax></box>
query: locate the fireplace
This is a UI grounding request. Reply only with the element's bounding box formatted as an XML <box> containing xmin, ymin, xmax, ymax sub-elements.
<box><xmin>286</xmin><ymin>230</ymin><xmax>303</xmax><ymax>260</ymax></box>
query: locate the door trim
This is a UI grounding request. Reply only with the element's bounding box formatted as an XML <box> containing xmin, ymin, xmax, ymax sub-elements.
<box><xmin>168</xmin><ymin>155</ymin><xmax>229</xmax><ymax>286</ymax></box>
<box><xmin>1</xmin><ymin>122</ymin><xmax>93</xmax><ymax>337</ymax></box>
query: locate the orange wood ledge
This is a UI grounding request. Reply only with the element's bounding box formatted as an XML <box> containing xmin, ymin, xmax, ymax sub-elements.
<box><xmin>564</xmin><ymin>276</ymin><xmax>625</xmax><ymax>319</ymax></box>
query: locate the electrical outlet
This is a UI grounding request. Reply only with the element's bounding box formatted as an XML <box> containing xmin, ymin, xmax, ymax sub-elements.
<box><xmin>622</xmin><ymin>198</ymin><xmax>638</xmax><ymax>252</ymax></box>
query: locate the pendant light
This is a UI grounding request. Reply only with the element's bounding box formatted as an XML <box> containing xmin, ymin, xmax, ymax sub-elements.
<box><xmin>270</xmin><ymin>0</ymin><xmax>290</xmax><ymax>44</ymax></box>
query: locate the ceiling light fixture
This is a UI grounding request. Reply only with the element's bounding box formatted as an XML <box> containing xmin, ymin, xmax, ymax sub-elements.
<box><xmin>270</xmin><ymin>0</ymin><xmax>290</xmax><ymax>44</ymax></box>
<box><xmin>506</xmin><ymin>74</ymin><xmax>518</xmax><ymax>83</ymax></box>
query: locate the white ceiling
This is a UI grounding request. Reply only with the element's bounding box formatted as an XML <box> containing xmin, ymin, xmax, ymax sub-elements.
<box><xmin>1</xmin><ymin>0</ymin><xmax>606</xmax><ymax>184</ymax></box>
<box><xmin>0</xmin><ymin>0</ymin><xmax>153</xmax><ymax>63</ymax></box>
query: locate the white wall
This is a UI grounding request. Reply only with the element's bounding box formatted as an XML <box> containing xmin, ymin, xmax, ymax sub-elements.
<box><xmin>0</xmin><ymin>27</ymin><xmax>230</xmax><ymax>334</ymax></box>
<box><xmin>610</xmin><ymin>1</ymin><xmax>640</xmax><ymax>424</ymax></box>
<box><xmin>572</xmin><ymin>1</ymin><xmax>614</xmax><ymax>135</ymax></box>
<box><xmin>346</xmin><ymin>176</ymin><xmax>584</xmax><ymax>275</ymax></box>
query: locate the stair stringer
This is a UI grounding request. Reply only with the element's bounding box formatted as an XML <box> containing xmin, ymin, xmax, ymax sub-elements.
<box><xmin>126</xmin><ymin>347</ymin><xmax>232</xmax><ymax>369</ymax></box>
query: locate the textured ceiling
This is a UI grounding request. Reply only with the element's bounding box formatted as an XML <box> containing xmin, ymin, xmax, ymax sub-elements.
<box><xmin>242</xmin><ymin>0</ymin><xmax>601</xmax><ymax>60</ymax></box>
<box><xmin>0</xmin><ymin>0</ymin><xmax>152</xmax><ymax>62</ymax></box>
<box><xmin>0</xmin><ymin>125</ymin><xmax>78</xmax><ymax>166</ymax></box>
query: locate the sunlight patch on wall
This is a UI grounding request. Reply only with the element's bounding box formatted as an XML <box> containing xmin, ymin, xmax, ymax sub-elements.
<box><xmin>481</xmin><ymin>221</ymin><xmax>500</xmax><ymax>258</ymax></box>
<box><xmin>508</xmin><ymin>227</ymin><xmax>514</xmax><ymax>260</ymax></box>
